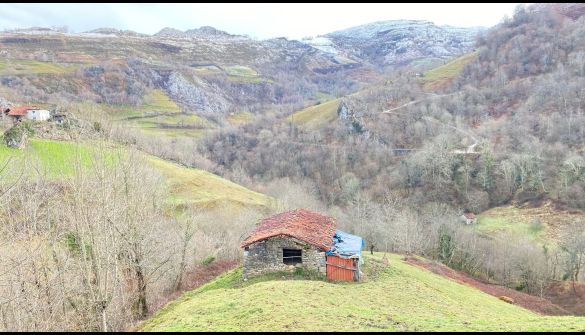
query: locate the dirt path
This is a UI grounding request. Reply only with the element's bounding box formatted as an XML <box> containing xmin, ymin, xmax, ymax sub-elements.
<box><xmin>404</xmin><ymin>256</ymin><xmax>570</xmax><ymax>316</ymax></box>
<box><xmin>380</xmin><ymin>92</ymin><xmax>458</xmax><ymax>115</ymax></box>
<box><xmin>381</xmin><ymin>92</ymin><xmax>480</xmax><ymax>154</ymax></box>
<box><xmin>422</xmin><ymin>116</ymin><xmax>480</xmax><ymax>154</ymax></box>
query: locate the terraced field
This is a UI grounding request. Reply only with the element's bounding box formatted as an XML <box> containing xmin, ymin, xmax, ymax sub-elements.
<box><xmin>0</xmin><ymin>59</ymin><xmax>81</xmax><ymax>75</ymax></box>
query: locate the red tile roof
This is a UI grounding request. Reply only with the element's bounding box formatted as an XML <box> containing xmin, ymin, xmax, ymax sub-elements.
<box><xmin>5</xmin><ymin>105</ymin><xmax>38</xmax><ymax>116</ymax></box>
<box><xmin>464</xmin><ymin>212</ymin><xmax>476</xmax><ymax>219</ymax></box>
<box><xmin>241</xmin><ymin>209</ymin><xmax>337</xmax><ymax>250</ymax></box>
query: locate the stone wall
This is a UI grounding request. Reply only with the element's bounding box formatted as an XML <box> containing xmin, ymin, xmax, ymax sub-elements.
<box><xmin>242</xmin><ymin>236</ymin><xmax>326</xmax><ymax>279</ymax></box>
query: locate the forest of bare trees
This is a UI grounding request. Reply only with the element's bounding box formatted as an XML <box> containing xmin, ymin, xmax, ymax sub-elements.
<box><xmin>0</xmin><ymin>145</ymin><xmax>267</xmax><ymax>331</ymax></box>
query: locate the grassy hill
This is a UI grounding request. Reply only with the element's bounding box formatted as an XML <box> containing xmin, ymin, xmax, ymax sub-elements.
<box><xmin>105</xmin><ymin>90</ymin><xmax>217</xmax><ymax>138</ymax></box>
<box><xmin>0</xmin><ymin>59</ymin><xmax>81</xmax><ymax>75</ymax></box>
<box><xmin>288</xmin><ymin>98</ymin><xmax>341</xmax><ymax>129</ymax></box>
<box><xmin>0</xmin><ymin>139</ymin><xmax>111</xmax><ymax>177</ymax></box>
<box><xmin>420</xmin><ymin>52</ymin><xmax>478</xmax><ymax>91</ymax></box>
<box><xmin>476</xmin><ymin>201</ymin><xmax>585</xmax><ymax>243</ymax></box>
<box><xmin>147</xmin><ymin>156</ymin><xmax>271</xmax><ymax>209</ymax></box>
<box><xmin>0</xmin><ymin>138</ymin><xmax>271</xmax><ymax>209</ymax></box>
<box><xmin>110</xmin><ymin>90</ymin><xmax>182</xmax><ymax>119</ymax></box>
<box><xmin>278</xmin><ymin>52</ymin><xmax>478</xmax><ymax>130</ymax></box>
<box><xmin>139</xmin><ymin>253</ymin><xmax>585</xmax><ymax>332</ymax></box>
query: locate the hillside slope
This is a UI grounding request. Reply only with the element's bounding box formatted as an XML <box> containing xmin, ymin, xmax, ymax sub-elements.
<box><xmin>0</xmin><ymin>138</ymin><xmax>271</xmax><ymax>209</ymax></box>
<box><xmin>148</xmin><ymin>156</ymin><xmax>271</xmax><ymax>209</ymax></box>
<box><xmin>139</xmin><ymin>253</ymin><xmax>585</xmax><ymax>332</ymax></box>
<box><xmin>288</xmin><ymin>98</ymin><xmax>341</xmax><ymax>129</ymax></box>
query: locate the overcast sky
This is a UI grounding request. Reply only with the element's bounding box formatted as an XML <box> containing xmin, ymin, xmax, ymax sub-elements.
<box><xmin>0</xmin><ymin>3</ymin><xmax>524</xmax><ymax>39</ymax></box>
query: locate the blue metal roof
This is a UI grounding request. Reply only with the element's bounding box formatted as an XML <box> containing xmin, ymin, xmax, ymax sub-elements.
<box><xmin>325</xmin><ymin>230</ymin><xmax>365</xmax><ymax>263</ymax></box>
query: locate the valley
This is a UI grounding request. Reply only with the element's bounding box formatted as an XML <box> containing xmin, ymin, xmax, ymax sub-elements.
<box><xmin>1</xmin><ymin>3</ymin><xmax>585</xmax><ymax>332</ymax></box>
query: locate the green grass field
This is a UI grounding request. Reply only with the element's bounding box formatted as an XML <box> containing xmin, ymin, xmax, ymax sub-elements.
<box><xmin>408</xmin><ymin>57</ymin><xmax>445</xmax><ymax>71</ymax></box>
<box><xmin>288</xmin><ymin>98</ymin><xmax>341</xmax><ymax>129</ymax></box>
<box><xmin>0</xmin><ymin>138</ymin><xmax>271</xmax><ymax>209</ymax></box>
<box><xmin>0</xmin><ymin>59</ymin><xmax>79</xmax><ymax>75</ymax></box>
<box><xmin>139</xmin><ymin>253</ymin><xmax>585</xmax><ymax>332</ymax></box>
<box><xmin>476</xmin><ymin>202</ymin><xmax>583</xmax><ymax>243</ymax></box>
<box><xmin>106</xmin><ymin>89</ymin><xmax>217</xmax><ymax>138</ymax></box>
<box><xmin>141</xmin><ymin>90</ymin><xmax>182</xmax><ymax>113</ymax></box>
<box><xmin>147</xmin><ymin>156</ymin><xmax>272</xmax><ymax>209</ymax></box>
<box><xmin>191</xmin><ymin>65</ymin><xmax>223</xmax><ymax>76</ymax></box>
<box><xmin>0</xmin><ymin>139</ymin><xmax>115</xmax><ymax>178</ymax></box>
<box><xmin>110</xmin><ymin>90</ymin><xmax>182</xmax><ymax>120</ymax></box>
<box><xmin>134</xmin><ymin>113</ymin><xmax>213</xmax><ymax>129</ymax></box>
<box><xmin>420</xmin><ymin>52</ymin><xmax>478</xmax><ymax>91</ymax></box>
<box><xmin>227</xmin><ymin>111</ymin><xmax>253</xmax><ymax>125</ymax></box>
<box><xmin>224</xmin><ymin>65</ymin><xmax>257</xmax><ymax>77</ymax></box>
<box><xmin>224</xmin><ymin>65</ymin><xmax>260</xmax><ymax>83</ymax></box>
<box><xmin>475</xmin><ymin>211</ymin><xmax>544</xmax><ymax>241</ymax></box>
<box><xmin>137</xmin><ymin>127</ymin><xmax>209</xmax><ymax>139</ymax></box>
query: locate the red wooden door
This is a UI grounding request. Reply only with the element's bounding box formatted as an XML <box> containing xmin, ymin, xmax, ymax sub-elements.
<box><xmin>326</xmin><ymin>255</ymin><xmax>355</xmax><ymax>281</ymax></box>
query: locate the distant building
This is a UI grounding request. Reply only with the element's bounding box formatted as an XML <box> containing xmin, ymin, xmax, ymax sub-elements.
<box><xmin>241</xmin><ymin>209</ymin><xmax>364</xmax><ymax>281</ymax></box>
<box><xmin>53</xmin><ymin>113</ymin><xmax>68</xmax><ymax>125</ymax></box>
<box><xmin>3</xmin><ymin>106</ymin><xmax>51</xmax><ymax>122</ymax></box>
<box><xmin>26</xmin><ymin>108</ymin><xmax>51</xmax><ymax>121</ymax></box>
<box><xmin>3</xmin><ymin>106</ymin><xmax>27</xmax><ymax>122</ymax></box>
<box><xmin>461</xmin><ymin>212</ymin><xmax>477</xmax><ymax>225</ymax></box>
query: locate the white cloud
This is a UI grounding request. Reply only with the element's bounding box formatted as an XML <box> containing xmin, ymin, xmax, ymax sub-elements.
<box><xmin>0</xmin><ymin>3</ymin><xmax>524</xmax><ymax>39</ymax></box>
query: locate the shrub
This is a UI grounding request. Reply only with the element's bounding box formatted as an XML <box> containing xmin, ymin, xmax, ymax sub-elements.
<box><xmin>201</xmin><ymin>255</ymin><xmax>216</xmax><ymax>266</ymax></box>
<box><xmin>529</xmin><ymin>218</ymin><xmax>543</xmax><ymax>234</ymax></box>
<box><xmin>3</xmin><ymin>122</ymin><xmax>34</xmax><ymax>148</ymax></box>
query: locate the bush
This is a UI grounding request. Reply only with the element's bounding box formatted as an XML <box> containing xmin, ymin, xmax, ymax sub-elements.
<box><xmin>93</xmin><ymin>121</ymin><xmax>103</xmax><ymax>133</ymax></box>
<box><xmin>529</xmin><ymin>218</ymin><xmax>543</xmax><ymax>234</ymax></box>
<box><xmin>201</xmin><ymin>255</ymin><xmax>216</xmax><ymax>266</ymax></box>
<box><xmin>3</xmin><ymin>122</ymin><xmax>34</xmax><ymax>148</ymax></box>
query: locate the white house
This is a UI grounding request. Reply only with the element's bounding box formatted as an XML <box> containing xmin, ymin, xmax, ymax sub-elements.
<box><xmin>3</xmin><ymin>106</ymin><xmax>51</xmax><ymax>122</ymax></box>
<box><xmin>25</xmin><ymin>108</ymin><xmax>51</xmax><ymax>121</ymax></box>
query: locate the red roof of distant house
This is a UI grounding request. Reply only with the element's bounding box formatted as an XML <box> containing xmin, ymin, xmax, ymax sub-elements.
<box><xmin>464</xmin><ymin>212</ymin><xmax>476</xmax><ymax>219</ymax></box>
<box><xmin>5</xmin><ymin>105</ymin><xmax>38</xmax><ymax>116</ymax></box>
<box><xmin>240</xmin><ymin>209</ymin><xmax>337</xmax><ymax>250</ymax></box>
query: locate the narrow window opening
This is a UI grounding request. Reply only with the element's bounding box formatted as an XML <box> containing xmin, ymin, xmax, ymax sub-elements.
<box><xmin>283</xmin><ymin>248</ymin><xmax>302</xmax><ymax>265</ymax></box>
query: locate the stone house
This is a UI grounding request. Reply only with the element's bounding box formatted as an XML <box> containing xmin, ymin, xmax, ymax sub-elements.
<box><xmin>241</xmin><ymin>209</ymin><xmax>364</xmax><ymax>281</ymax></box>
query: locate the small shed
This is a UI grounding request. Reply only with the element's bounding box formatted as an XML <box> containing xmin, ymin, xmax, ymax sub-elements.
<box><xmin>326</xmin><ymin>230</ymin><xmax>365</xmax><ymax>281</ymax></box>
<box><xmin>461</xmin><ymin>212</ymin><xmax>477</xmax><ymax>225</ymax></box>
<box><xmin>241</xmin><ymin>209</ymin><xmax>364</xmax><ymax>281</ymax></box>
<box><xmin>53</xmin><ymin>113</ymin><xmax>68</xmax><ymax>125</ymax></box>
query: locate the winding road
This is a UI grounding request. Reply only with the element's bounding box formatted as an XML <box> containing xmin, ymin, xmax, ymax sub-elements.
<box><xmin>380</xmin><ymin>92</ymin><xmax>480</xmax><ymax>154</ymax></box>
